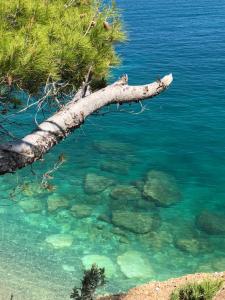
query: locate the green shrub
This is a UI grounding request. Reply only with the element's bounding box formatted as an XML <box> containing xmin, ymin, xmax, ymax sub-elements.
<box><xmin>70</xmin><ymin>264</ymin><xmax>106</xmax><ymax>300</ymax></box>
<box><xmin>170</xmin><ymin>279</ymin><xmax>223</xmax><ymax>300</ymax></box>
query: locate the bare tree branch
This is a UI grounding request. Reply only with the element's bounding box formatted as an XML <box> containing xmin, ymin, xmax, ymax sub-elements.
<box><xmin>0</xmin><ymin>73</ymin><xmax>173</xmax><ymax>175</ymax></box>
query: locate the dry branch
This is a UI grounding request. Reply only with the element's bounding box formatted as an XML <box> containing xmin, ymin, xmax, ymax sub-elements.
<box><xmin>0</xmin><ymin>74</ymin><xmax>173</xmax><ymax>175</ymax></box>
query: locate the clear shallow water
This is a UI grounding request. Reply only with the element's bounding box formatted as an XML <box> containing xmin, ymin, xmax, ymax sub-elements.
<box><xmin>1</xmin><ymin>0</ymin><xmax>225</xmax><ymax>298</ymax></box>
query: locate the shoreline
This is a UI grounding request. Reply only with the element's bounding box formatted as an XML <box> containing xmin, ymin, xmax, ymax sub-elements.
<box><xmin>99</xmin><ymin>272</ymin><xmax>225</xmax><ymax>300</ymax></box>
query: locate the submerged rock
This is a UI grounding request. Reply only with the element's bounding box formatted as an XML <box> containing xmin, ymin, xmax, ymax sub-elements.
<box><xmin>109</xmin><ymin>184</ymin><xmax>143</xmax><ymax>210</ymax></box>
<box><xmin>54</xmin><ymin>210</ymin><xmax>73</xmax><ymax>223</ymax></box>
<box><xmin>84</xmin><ymin>173</ymin><xmax>114</xmax><ymax>194</ymax></box>
<box><xmin>52</xmin><ymin>210</ymin><xmax>74</xmax><ymax>232</ymax></box>
<box><xmin>45</xmin><ymin>234</ymin><xmax>74</xmax><ymax>249</ymax></box>
<box><xmin>139</xmin><ymin>230</ymin><xmax>173</xmax><ymax>251</ymax></box>
<box><xmin>111</xmin><ymin>227</ymin><xmax>128</xmax><ymax>237</ymax></box>
<box><xmin>111</xmin><ymin>227</ymin><xmax>130</xmax><ymax>245</ymax></box>
<box><xmin>18</xmin><ymin>199</ymin><xmax>45</xmax><ymax>213</ymax></box>
<box><xmin>118</xmin><ymin>236</ymin><xmax>130</xmax><ymax>244</ymax></box>
<box><xmin>132</xmin><ymin>180</ymin><xmax>145</xmax><ymax>192</ymax></box>
<box><xmin>110</xmin><ymin>185</ymin><xmax>141</xmax><ymax>201</ymax></box>
<box><xmin>117</xmin><ymin>251</ymin><xmax>154</xmax><ymax>279</ymax></box>
<box><xmin>71</xmin><ymin>204</ymin><xmax>92</xmax><ymax>218</ymax></box>
<box><xmin>82</xmin><ymin>255</ymin><xmax>116</xmax><ymax>278</ymax></box>
<box><xmin>20</xmin><ymin>182</ymin><xmax>45</xmax><ymax>197</ymax></box>
<box><xmin>97</xmin><ymin>214</ymin><xmax>111</xmax><ymax>223</ymax></box>
<box><xmin>143</xmin><ymin>170</ymin><xmax>181</xmax><ymax>207</ymax></box>
<box><xmin>47</xmin><ymin>194</ymin><xmax>70</xmax><ymax>212</ymax></box>
<box><xmin>112</xmin><ymin>211</ymin><xmax>159</xmax><ymax>234</ymax></box>
<box><xmin>175</xmin><ymin>238</ymin><xmax>201</xmax><ymax>254</ymax></box>
<box><xmin>100</xmin><ymin>160</ymin><xmax>129</xmax><ymax>174</ymax></box>
<box><xmin>196</xmin><ymin>211</ymin><xmax>225</xmax><ymax>235</ymax></box>
<box><xmin>93</xmin><ymin>141</ymin><xmax>131</xmax><ymax>155</ymax></box>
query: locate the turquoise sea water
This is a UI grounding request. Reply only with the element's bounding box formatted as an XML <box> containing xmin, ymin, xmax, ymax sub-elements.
<box><xmin>1</xmin><ymin>0</ymin><xmax>225</xmax><ymax>299</ymax></box>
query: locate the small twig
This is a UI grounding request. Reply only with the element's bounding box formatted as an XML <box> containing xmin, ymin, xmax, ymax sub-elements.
<box><xmin>84</xmin><ymin>2</ymin><xmax>99</xmax><ymax>37</ymax></box>
<box><xmin>84</xmin><ymin>15</ymin><xmax>97</xmax><ymax>37</ymax></box>
<box><xmin>82</xmin><ymin>66</ymin><xmax>93</xmax><ymax>98</ymax></box>
<box><xmin>41</xmin><ymin>154</ymin><xmax>66</xmax><ymax>188</ymax></box>
<box><xmin>93</xmin><ymin>100</ymin><xmax>149</xmax><ymax>116</ymax></box>
<box><xmin>118</xmin><ymin>100</ymin><xmax>149</xmax><ymax>115</ymax></box>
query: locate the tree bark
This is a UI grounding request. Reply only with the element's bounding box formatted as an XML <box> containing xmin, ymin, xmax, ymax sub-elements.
<box><xmin>0</xmin><ymin>74</ymin><xmax>173</xmax><ymax>175</ymax></box>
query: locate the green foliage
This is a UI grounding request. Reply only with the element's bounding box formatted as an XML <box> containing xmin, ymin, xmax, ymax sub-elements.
<box><xmin>70</xmin><ymin>264</ymin><xmax>106</xmax><ymax>300</ymax></box>
<box><xmin>170</xmin><ymin>279</ymin><xmax>223</xmax><ymax>300</ymax></box>
<box><xmin>0</xmin><ymin>0</ymin><xmax>125</xmax><ymax>95</ymax></box>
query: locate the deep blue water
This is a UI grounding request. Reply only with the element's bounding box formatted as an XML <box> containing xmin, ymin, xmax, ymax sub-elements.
<box><xmin>1</xmin><ymin>0</ymin><xmax>225</xmax><ymax>298</ymax></box>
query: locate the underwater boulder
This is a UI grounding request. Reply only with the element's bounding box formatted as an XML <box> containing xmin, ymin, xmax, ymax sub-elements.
<box><xmin>175</xmin><ymin>238</ymin><xmax>201</xmax><ymax>254</ymax></box>
<box><xmin>84</xmin><ymin>173</ymin><xmax>114</xmax><ymax>194</ymax></box>
<box><xmin>112</xmin><ymin>211</ymin><xmax>160</xmax><ymax>234</ymax></box>
<box><xmin>100</xmin><ymin>160</ymin><xmax>129</xmax><ymax>174</ymax></box>
<box><xmin>138</xmin><ymin>230</ymin><xmax>173</xmax><ymax>251</ymax></box>
<box><xmin>54</xmin><ymin>210</ymin><xmax>73</xmax><ymax>222</ymax></box>
<box><xmin>109</xmin><ymin>184</ymin><xmax>143</xmax><ymax>210</ymax></box>
<box><xmin>196</xmin><ymin>211</ymin><xmax>225</xmax><ymax>235</ymax></box>
<box><xmin>47</xmin><ymin>194</ymin><xmax>70</xmax><ymax>212</ymax></box>
<box><xmin>110</xmin><ymin>185</ymin><xmax>141</xmax><ymax>201</ymax></box>
<box><xmin>71</xmin><ymin>204</ymin><xmax>93</xmax><ymax>218</ymax></box>
<box><xmin>117</xmin><ymin>251</ymin><xmax>154</xmax><ymax>279</ymax></box>
<box><xmin>82</xmin><ymin>254</ymin><xmax>116</xmax><ymax>278</ymax></box>
<box><xmin>111</xmin><ymin>226</ymin><xmax>128</xmax><ymax>237</ymax></box>
<box><xmin>97</xmin><ymin>213</ymin><xmax>111</xmax><ymax>223</ymax></box>
<box><xmin>118</xmin><ymin>236</ymin><xmax>130</xmax><ymax>244</ymax></box>
<box><xmin>52</xmin><ymin>210</ymin><xmax>74</xmax><ymax>232</ymax></box>
<box><xmin>132</xmin><ymin>180</ymin><xmax>145</xmax><ymax>192</ymax></box>
<box><xmin>143</xmin><ymin>170</ymin><xmax>181</xmax><ymax>207</ymax></box>
<box><xmin>20</xmin><ymin>182</ymin><xmax>45</xmax><ymax>197</ymax></box>
<box><xmin>18</xmin><ymin>199</ymin><xmax>45</xmax><ymax>213</ymax></box>
<box><xmin>174</xmin><ymin>231</ymin><xmax>211</xmax><ymax>254</ymax></box>
<box><xmin>111</xmin><ymin>227</ymin><xmax>130</xmax><ymax>244</ymax></box>
<box><xmin>45</xmin><ymin>233</ymin><xmax>74</xmax><ymax>249</ymax></box>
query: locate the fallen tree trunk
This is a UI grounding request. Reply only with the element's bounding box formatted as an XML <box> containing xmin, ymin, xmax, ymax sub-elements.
<box><xmin>0</xmin><ymin>74</ymin><xmax>173</xmax><ymax>175</ymax></box>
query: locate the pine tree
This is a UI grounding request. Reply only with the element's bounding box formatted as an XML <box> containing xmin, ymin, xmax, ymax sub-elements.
<box><xmin>0</xmin><ymin>0</ymin><xmax>125</xmax><ymax>97</ymax></box>
<box><xmin>70</xmin><ymin>264</ymin><xmax>106</xmax><ymax>300</ymax></box>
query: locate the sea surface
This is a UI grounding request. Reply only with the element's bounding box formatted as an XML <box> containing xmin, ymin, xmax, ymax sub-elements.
<box><xmin>1</xmin><ymin>0</ymin><xmax>225</xmax><ymax>299</ymax></box>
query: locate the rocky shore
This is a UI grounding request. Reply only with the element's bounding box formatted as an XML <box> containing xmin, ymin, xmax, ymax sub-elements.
<box><xmin>99</xmin><ymin>272</ymin><xmax>225</xmax><ymax>300</ymax></box>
